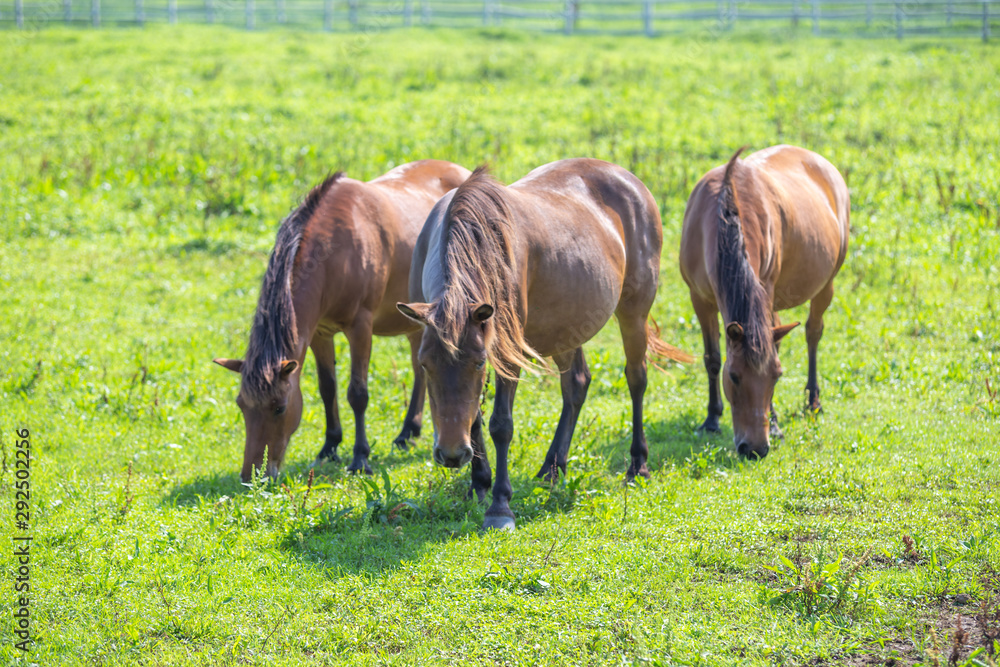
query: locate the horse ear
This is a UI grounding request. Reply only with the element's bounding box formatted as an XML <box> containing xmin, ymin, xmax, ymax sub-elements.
<box><xmin>397</xmin><ymin>302</ymin><xmax>431</xmax><ymax>324</ymax></box>
<box><xmin>471</xmin><ymin>303</ymin><xmax>494</xmax><ymax>323</ymax></box>
<box><xmin>213</xmin><ymin>358</ymin><xmax>243</xmax><ymax>373</ymax></box>
<box><xmin>726</xmin><ymin>322</ymin><xmax>744</xmax><ymax>342</ymax></box>
<box><xmin>279</xmin><ymin>360</ymin><xmax>298</xmax><ymax>378</ymax></box>
<box><xmin>772</xmin><ymin>322</ymin><xmax>800</xmax><ymax>343</ymax></box>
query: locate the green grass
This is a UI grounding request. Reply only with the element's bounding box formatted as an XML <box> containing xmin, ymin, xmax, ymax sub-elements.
<box><xmin>1</xmin><ymin>24</ymin><xmax>999</xmax><ymax>666</ymax></box>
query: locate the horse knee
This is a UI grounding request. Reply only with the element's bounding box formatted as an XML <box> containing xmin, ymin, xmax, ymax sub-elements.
<box><xmin>570</xmin><ymin>368</ymin><xmax>591</xmax><ymax>408</ymax></box>
<box><xmin>347</xmin><ymin>382</ymin><xmax>368</xmax><ymax>412</ymax></box>
<box><xmin>704</xmin><ymin>353</ymin><xmax>721</xmax><ymax>376</ymax></box>
<box><xmin>625</xmin><ymin>364</ymin><xmax>647</xmax><ymax>394</ymax></box>
<box><xmin>489</xmin><ymin>413</ymin><xmax>514</xmax><ymax>445</ymax></box>
<box><xmin>806</xmin><ymin>319</ymin><xmax>824</xmax><ymax>346</ymax></box>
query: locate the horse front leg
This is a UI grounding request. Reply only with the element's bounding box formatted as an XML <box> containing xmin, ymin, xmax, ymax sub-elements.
<box><xmin>483</xmin><ymin>370</ymin><xmax>520</xmax><ymax>531</ymax></box>
<box><xmin>692</xmin><ymin>294</ymin><xmax>723</xmax><ymax>433</ymax></box>
<box><xmin>536</xmin><ymin>347</ymin><xmax>590</xmax><ymax>482</ymax></box>
<box><xmin>468</xmin><ymin>410</ymin><xmax>492</xmax><ymax>503</ymax></box>
<box><xmin>393</xmin><ymin>329</ymin><xmax>425</xmax><ymax>450</ymax></box>
<box><xmin>344</xmin><ymin>313</ymin><xmax>374</xmax><ymax>475</ymax></box>
<box><xmin>311</xmin><ymin>334</ymin><xmax>343</xmax><ymax>463</ymax></box>
<box><xmin>805</xmin><ymin>282</ymin><xmax>834</xmax><ymax>413</ymax></box>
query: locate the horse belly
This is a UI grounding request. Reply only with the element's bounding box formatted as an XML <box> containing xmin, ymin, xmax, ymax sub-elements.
<box><xmin>523</xmin><ymin>257</ymin><xmax>622</xmax><ymax>356</ymax></box>
<box><xmin>773</xmin><ymin>222</ymin><xmax>843</xmax><ymax>310</ymax></box>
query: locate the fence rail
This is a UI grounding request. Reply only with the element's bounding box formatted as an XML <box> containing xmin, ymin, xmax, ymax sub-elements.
<box><xmin>2</xmin><ymin>0</ymin><xmax>996</xmax><ymax>38</ymax></box>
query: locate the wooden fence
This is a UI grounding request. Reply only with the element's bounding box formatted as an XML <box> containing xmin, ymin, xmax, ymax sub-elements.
<box><xmin>2</xmin><ymin>0</ymin><xmax>995</xmax><ymax>39</ymax></box>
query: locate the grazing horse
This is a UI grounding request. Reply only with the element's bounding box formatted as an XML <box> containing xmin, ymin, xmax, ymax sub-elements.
<box><xmin>214</xmin><ymin>160</ymin><xmax>471</xmax><ymax>481</ymax></box>
<box><xmin>679</xmin><ymin>145</ymin><xmax>850</xmax><ymax>459</ymax></box>
<box><xmin>398</xmin><ymin>161</ymin><xmax>692</xmax><ymax>530</ymax></box>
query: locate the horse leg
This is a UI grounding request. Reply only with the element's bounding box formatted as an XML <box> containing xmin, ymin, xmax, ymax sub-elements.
<box><xmin>769</xmin><ymin>314</ymin><xmax>784</xmax><ymax>440</ymax></box>
<box><xmin>536</xmin><ymin>347</ymin><xmax>590</xmax><ymax>481</ymax></box>
<box><xmin>692</xmin><ymin>294</ymin><xmax>723</xmax><ymax>433</ymax></box>
<box><xmin>468</xmin><ymin>410</ymin><xmax>492</xmax><ymax>502</ymax></box>
<box><xmin>805</xmin><ymin>281</ymin><xmax>834</xmax><ymax>412</ymax></box>
<box><xmin>311</xmin><ymin>334</ymin><xmax>342</xmax><ymax>463</ymax></box>
<box><xmin>618</xmin><ymin>315</ymin><xmax>651</xmax><ymax>480</ymax></box>
<box><xmin>483</xmin><ymin>370</ymin><xmax>520</xmax><ymax>531</ymax></box>
<box><xmin>392</xmin><ymin>329</ymin><xmax>425</xmax><ymax>450</ymax></box>
<box><xmin>344</xmin><ymin>313</ymin><xmax>374</xmax><ymax>475</ymax></box>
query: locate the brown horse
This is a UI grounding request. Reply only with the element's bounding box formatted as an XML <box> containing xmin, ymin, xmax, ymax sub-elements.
<box><xmin>214</xmin><ymin>160</ymin><xmax>471</xmax><ymax>481</ymax></box>
<box><xmin>679</xmin><ymin>145</ymin><xmax>850</xmax><ymax>459</ymax></box>
<box><xmin>398</xmin><ymin>162</ymin><xmax>692</xmax><ymax>530</ymax></box>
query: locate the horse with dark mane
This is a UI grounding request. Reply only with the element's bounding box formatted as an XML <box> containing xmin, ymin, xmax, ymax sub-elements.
<box><xmin>398</xmin><ymin>161</ymin><xmax>692</xmax><ymax>531</ymax></box>
<box><xmin>214</xmin><ymin>160</ymin><xmax>470</xmax><ymax>481</ymax></box>
<box><xmin>679</xmin><ymin>145</ymin><xmax>850</xmax><ymax>459</ymax></box>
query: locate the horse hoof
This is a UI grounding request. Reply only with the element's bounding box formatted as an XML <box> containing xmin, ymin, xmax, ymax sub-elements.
<box><xmin>392</xmin><ymin>435</ymin><xmax>411</xmax><ymax>452</ymax></box>
<box><xmin>313</xmin><ymin>453</ymin><xmax>340</xmax><ymax>466</ymax></box>
<box><xmin>482</xmin><ymin>513</ymin><xmax>516</xmax><ymax>532</ymax></box>
<box><xmin>696</xmin><ymin>420</ymin><xmax>721</xmax><ymax>434</ymax></box>
<box><xmin>347</xmin><ymin>461</ymin><xmax>373</xmax><ymax>476</ymax></box>
<box><xmin>535</xmin><ymin>464</ymin><xmax>560</xmax><ymax>482</ymax></box>
<box><xmin>626</xmin><ymin>465</ymin><xmax>651</xmax><ymax>482</ymax></box>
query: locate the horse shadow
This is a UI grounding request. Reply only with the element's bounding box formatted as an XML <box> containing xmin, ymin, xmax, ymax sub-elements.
<box><xmin>592</xmin><ymin>409</ymin><xmax>742</xmax><ymax>474</ymax></box>
<box><xmin>161</xmin><ymin>412</ymin><xmax>741</xmax><ymax>580</ymax></box>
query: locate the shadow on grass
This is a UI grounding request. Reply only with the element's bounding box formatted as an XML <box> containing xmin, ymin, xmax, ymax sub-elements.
<box><xmin>161</xmin><ymin>411</ymin><xmax>744</xmax><ymax>579</ymax></box>
<box><xmin>593</xmin><ymin>409</ymin><xmax>743</xmax><ymax>475</ymax></box>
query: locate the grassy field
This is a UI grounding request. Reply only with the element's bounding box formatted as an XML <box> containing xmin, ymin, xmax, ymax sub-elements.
<box><xmin>1</xmin><ymin>25</ymin><xmax>999</xmax><ymax>666</ymax></box>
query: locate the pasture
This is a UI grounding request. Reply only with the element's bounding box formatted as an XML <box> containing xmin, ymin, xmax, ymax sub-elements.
<box><xmin>1</xmin><ymin>25</ymin><xmax>999</xmax><ymax>665</ymax></box>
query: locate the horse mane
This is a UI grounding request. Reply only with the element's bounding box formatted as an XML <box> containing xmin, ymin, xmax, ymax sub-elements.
<box><xmin>242</xmin><ymin>172</ymin><xmax>344</xmax><ymax>401</ymax></box>
<box><xmin>716</xmin><ymin>147</ymin><xmax>774</xmax><ymax>371</ymax></box>
<box><xmin>428</xmin><ymin>165</ymin><xmax>545</xmax><ymax>379</ymax></box>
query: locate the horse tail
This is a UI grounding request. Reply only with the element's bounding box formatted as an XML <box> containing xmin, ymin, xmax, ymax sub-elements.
<box><xmin>646</xmin><ymin>317</ymin><xmax>695</xmax><ymax>364</ymax></box>
<box><xmin>719</xmin><ymin>145</ymin><xmax>748</xmax><ymax>227</ymax></box>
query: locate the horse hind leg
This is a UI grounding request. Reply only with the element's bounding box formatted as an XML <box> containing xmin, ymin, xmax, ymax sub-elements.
<box><xmin>536</xmin><ymin>347</ymin><xmax>591</xmax><ymax>482</ymax></box>
<box><xmin>805</xmin><ymin>281</ymin><xmax>835</xmax><ymax>412</ymax></box>
<box><xmin>393</xmin><ymin>329</ymin><xmax>425</xmax><ymax>450</ymax></box>
<box><xmin>311</xmin><ymin>334</ymin><xmax>342</xmax><ymax>464</ymax></box>
<box><xmin>617</xmin><ymin>313</ymin><xmax>652</xmax><ymax>480</ymax></box>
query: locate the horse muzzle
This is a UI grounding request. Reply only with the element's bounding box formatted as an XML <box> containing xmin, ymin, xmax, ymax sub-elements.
<box><xmin>433</xmin><ymin>444</ymin><xmax>473</xmax><ymax>469</ymax></box>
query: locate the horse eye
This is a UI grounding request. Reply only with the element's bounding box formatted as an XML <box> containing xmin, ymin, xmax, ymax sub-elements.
<box><xmin>729</xmin><ymin>372</ymin><xmax>740</xmax><ymax>386</ymax></box>
<box><xmin>274</xmin><ymin>405</ymin><xmax>286</xmax><ymax>416</ymax></box>
<box><xmin>476</xmin><ymin>359</ymin><xmax>486</xmax><ymax>370</ymax></box>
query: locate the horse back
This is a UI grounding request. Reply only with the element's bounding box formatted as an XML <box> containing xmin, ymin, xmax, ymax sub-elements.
<box><xmin>749</xmin><ymin>146</ymin><xmax>850</xmax><ymax>309</ymax></box>
<box><xmin>509</xmin><ymin>159</ymin><xmax>663</xmax><ymax>355</ymax></box>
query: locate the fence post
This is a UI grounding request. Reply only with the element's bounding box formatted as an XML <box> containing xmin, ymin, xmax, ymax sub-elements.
<box><xmin>245</xmin><ymin>0</ymin><xmax>253</xmax><ymax>28</ymax></box>
<box><xmin>421</xmin><ymin>0</ymin><xmax>429</xmax><ymax>23</ymax></box>
<box><xmin>643</xmin><ymin>0</ymin><xmax>652</xmax><ymax>34</ymax></box>
<box><xmin>91</xmin><ymin>0</ymin><xmax>100</xmax><ymax>26</ymax></box>
<box><xmin>64</xmin><ymin>0</ymin><xmax>72</xmax><ymax>23</ymax></box>
<box><xmin>984</xmin><ymin>0</ymin><xmax>990</xmax><ymax>41</ymax></box>
<box><xmin>946</xmin><ymin>0</ymin><xmax>952</xmax><ymax>25</ymax></box>
<box><xmin>135</xmin><ymin>0</ymin><xmax>144</xmax><ymax>25</ymax></box>
<box><xmin>168</xmin><ymin>0</ymin><xmax>177</xmax><ymax>23</ymax></box>
<box><xmin>792</xmin><ymin>0</ymin><xmax>799</xmax><ymax>26</ymax></box>
<box><xmin>564</xmin><ymin>0</ymin><xmax>573</xmax><ymax>33</ymax></box>
<box><xmin>276</xmin><ymin>0</ymin><xmax>285</xmax><ymax>22</ymax></box>
<box><xmin>348</xmin><ymin>0</ymin><xmax>356</xmax><ymax>28</ymax></box>
<box><xmin>404</xmin><ymin>0</ymin><xmax>412</xmax><ymax>25</ymax></box>
<box><xmin>15</xmin><ymin>0</ymin><xmax>23</xmax><ymax>28</ymax></box>
<box><xmin>895</xmin><ymin>0</ymin><xmax>902</xmax><ymax>39</ymax></box>
<box><xmin>206</xmin><ymin>0</ymin><xmax>214</xmax><ymax>23</ymax></box>
<box><xmin>323</xmin><ymin>0</ymin><xmax>332</xmax><ymax>29</ymax></box>
<box><xmin>865</xmin><ymin>0</ymin><xmax>872</xmax><ymax>25</ymax></box>
<box><xmin>811</xmin><ymin>0</ymin><xmax>819</xmax><ymax>34</ymax></box>
<box><xmin>482</xmin><ymin>0</ymin><xmax>489</xmax><ymax>25</ymax></box>
<box><xmin>717</xmin><ymin>0</ymin><xmax>724</xmax><ymax>27</ymax></box>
